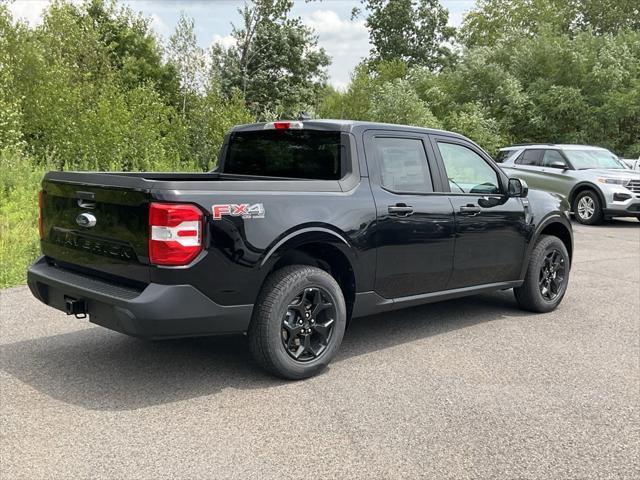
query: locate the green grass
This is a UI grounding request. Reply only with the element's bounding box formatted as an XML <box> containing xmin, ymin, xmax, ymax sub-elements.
<box><xmin>0</xmin><ymin>149</ymin><xmax>203</xmax><ymax>288</ymax></box>
<box><xmin>1</xmin><ymin>149</ymin><xmax>43</xmax><ymax>288</ymax></box>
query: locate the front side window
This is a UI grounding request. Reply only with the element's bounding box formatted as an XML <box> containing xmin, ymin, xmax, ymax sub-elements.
<box><xmin>542</xmin><ymin>150</ymin><xmax>566</xmax><ymax>167</ymax></box>
<box><xmin>374</xmin><ymin>137</ymin><xmax>433</xmax><ymax>193</ymax></box>
<box><xmin>437</xmin><ymin>142</ymin><xmax>501</xmax><ymax>194</ymax></box>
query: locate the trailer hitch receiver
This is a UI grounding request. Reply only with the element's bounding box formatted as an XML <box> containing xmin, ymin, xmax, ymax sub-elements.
<box><xmin>64</xmin><ymin>296</ymin><xmax>87</xmax><ymax>319</ymax></box>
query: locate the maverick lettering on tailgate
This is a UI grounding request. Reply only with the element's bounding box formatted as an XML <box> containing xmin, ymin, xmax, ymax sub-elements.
<box><xmin>50</xmin><ymin>228</ymin><xmax>136</xmax><ymax>261</ymax></box>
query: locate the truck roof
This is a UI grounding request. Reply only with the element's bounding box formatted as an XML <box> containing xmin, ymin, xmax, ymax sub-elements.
<box><xmin>230</xmin><ymin>119</ymin><xmax>466</xmax><ymax>139</ymax></box>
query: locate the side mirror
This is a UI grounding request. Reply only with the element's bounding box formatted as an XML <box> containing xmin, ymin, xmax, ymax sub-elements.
<box><xmin>549</xmin><ymin>160</ymin><xmax>568</xmax><ymax>170</ymax></box>
<box><xmin>508</xmin><ymin>178</ymin><xmax>528</xmax><ymax>198</ymax></box>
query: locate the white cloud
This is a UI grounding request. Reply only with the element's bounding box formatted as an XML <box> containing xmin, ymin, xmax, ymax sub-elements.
<box><xmin>149</xmin><ymin>13</ymin><xmax>170</xmax><ymax>38</ymax></box>
<box><xmin>331</xmin><ymin>80</ymin><xmax>350</xmax><ymax>93</ymax></box>
<box><xmin>212</xmin><ymin>33</ymin><xmax>236</xmax><ymax>50</ymax></box>
<box><xmin>8</xmin><ymin>0</ymin><xmax>88</xmax><ymax>26</ymax></box>
<box><xmin>303</xmin><ymin>9</ymin><xmax>370</xmax><ymax>89</ymax></box>
<box><xmin>7</xmin><ymin>0</ymin><xmax>50</xmax><ymax>26</ymax></box>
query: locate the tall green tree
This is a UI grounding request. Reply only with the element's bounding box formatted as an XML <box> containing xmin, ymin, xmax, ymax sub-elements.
<box><xmin>84</xmin><ymin>0</ymin><xmax>179</xmax><ymax>100</ymax></box>
<box><xmin>461</xmin><ymin>0</ymin><xmax>640</xmax><ymax>48</ymax></box>
<box><xmin>354</xmin><ymin>0</ymin><xmax>455</xmax><ymax>70</ymax></box>
<box><xmin>168</xmin><ymin>13</ymin><xmax>205</xmax><ymax>116</ymax></box>
<box><xmin>0</xmin><ymin>3</ymin><xmax>25</xmax><ymax>151</ymax></box>
<box><xmin>211</xmin><ymin>0</ymin><xmax>330</xmax><ymax>118</ymax></box>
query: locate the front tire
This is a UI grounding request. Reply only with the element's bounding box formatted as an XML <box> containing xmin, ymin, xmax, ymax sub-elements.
<box><xmin>573</xmin><ymin>190</ymin><xmax>603</xmax><ymax>225</ymax></box>
<box><xmin>514</xmin><ymin>235</ymin><xmax>570</xmax><ymax>313</ymax></box>
<box><xmin>248</xmin><ymin>265</ymin><xmax>346</xmax><ymax>380</ymax></box>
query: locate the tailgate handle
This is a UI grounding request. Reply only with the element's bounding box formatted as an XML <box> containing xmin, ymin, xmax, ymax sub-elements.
<box><xmin>76</xmin><ymin>191</ymin><xmax>96</xmax><ymax>209</ymax></box>
<box><xmin>77</xmin><ymin>199</ymin><xmax>96</xmax><ymax>209</ymax></box>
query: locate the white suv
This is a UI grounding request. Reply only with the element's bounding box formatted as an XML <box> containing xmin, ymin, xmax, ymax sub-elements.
<box><xmin>496</xmin><ymin>144</ymin><xmax>640</xmax><ymax>224</ymax></box>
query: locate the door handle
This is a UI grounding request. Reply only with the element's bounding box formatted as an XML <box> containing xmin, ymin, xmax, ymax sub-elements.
<box><xmin>459</xmin><ymin>204</ymin><xmax>481</xmax><ymax>215</ymax></box>
<box><xmin>388</xmin><ymin>204</ymin><xmax>414</xmax><ymax>216</ymax></box>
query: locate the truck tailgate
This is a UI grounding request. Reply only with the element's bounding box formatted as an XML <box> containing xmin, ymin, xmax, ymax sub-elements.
<box><xmin>40</xmin><ymin>173</ymin><xmax>152</xmax><ymax>283</ymax></box>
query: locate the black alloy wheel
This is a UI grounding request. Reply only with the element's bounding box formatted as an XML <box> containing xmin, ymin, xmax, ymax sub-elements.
<box><xmin>248</xmin><ymin>265</ymin><xmax>347</xmax><ymax>379</ymax></box>
<box><xmin>281</xmin><ymin>287</ymin><xmax>336</xmax><ymax>362</ymax></box>
<box><xmin>514</xmin><ymin>234</ymin><xmax>570</xmax><ymax>313</ymax></box>
<box><xmin>538</xmin><ymin>249</ymin><xmax>566</xmax><ymax>301</ymax></box>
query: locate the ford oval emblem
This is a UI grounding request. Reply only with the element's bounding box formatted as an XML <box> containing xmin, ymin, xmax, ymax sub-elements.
<box><xmin>76</xmin><ymin>212</ymin><xmax>97</xmax><ymax>228</ymax></box>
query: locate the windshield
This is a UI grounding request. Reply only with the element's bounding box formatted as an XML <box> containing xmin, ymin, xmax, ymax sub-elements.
<box><xmin>224</xmin><ymin>130</ymin><xmax>342</xmax><ymax>179</ymax></box>
<box><xmin>563</xmin><ymin>149</ymin><xmax>626</xmax><ymax>170</ymax></box>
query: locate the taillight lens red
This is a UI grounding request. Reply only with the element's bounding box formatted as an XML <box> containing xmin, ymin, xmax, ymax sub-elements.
<box><xmin>38</xmin><ymin>190</ymin><xmax>44</xmax><ymax>240</ymax></box>
<box><xmin>148</xmin><ymin>203</ymin><xmax>203</xmax><ymax>266</ymax></box>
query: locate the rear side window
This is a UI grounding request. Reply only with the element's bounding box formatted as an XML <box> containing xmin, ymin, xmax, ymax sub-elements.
<box><xmin>515</xmin><ymin>149</ymin><xmax>543</xmax><ymax>166</ymax></box>
<box><xmin>494</xmin><ymin>150</ymin><xmax>513</xmax><ymax>163</ymax></box>
<box><xmin>224</xmin><ymin>130</ymin><xmax>342</xmax><ymax>179</ymax></box>
<box><xmin>373</xmin><ymin>137</ymin><xmax>433</xmax><ymax>193</ymax></box>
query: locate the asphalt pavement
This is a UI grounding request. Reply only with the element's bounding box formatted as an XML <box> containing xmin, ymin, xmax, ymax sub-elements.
<box><xmin>1</xmin><ymin>219</ymin><xmax>639</xmax><ymax>479</ymax></box>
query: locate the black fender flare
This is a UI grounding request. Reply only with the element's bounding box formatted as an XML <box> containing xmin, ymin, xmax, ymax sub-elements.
<box><xmin>568</xmin><ymin>182</ymin><xmax>606</xmax><ymax>209</ymax></box>
<box><xmin>257</xmin><ymin>226</ymin><xmax>359</xmax><ymax>291</ymax></box>
<box><xmin>519</xmin><ymin>213</ymin><xmax>573</xmax><ymax>279</ymax></box>
<box><xmin>260</xmin><ymin>227</ymin><xmax>351</xmax><ymax>267</ymax></box>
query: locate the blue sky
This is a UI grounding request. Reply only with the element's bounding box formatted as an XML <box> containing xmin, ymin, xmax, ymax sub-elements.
<box><xmin>9</xmin><ymin>0</ymin><xmax>477</xmax><ymax>89</ymax></box>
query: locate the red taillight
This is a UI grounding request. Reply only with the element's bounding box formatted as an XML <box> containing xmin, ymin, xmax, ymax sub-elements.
<box><xmin>273</xmin><ymin>121</ymin><xmax>291</xmax><ymax>130</ymax></box>
<box><xmin>148</xmin><ymin>203</ymin><xmax>203</xmax><ymax>266</ymax></box>
<box><xmin>38</xmin><ymin>190</ymin><xmax>44</xmax><ymax>240</ymax></box>
<box><xmin>264</xmin><ymin>121</ymin><xmax>303</xmax><ymax>130</ymax></box>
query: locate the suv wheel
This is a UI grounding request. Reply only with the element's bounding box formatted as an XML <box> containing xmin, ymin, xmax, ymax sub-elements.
<box><xmin>573</xmin><ymin>190</ymin><xmax>603</xmax><ymax>225</ymax></box>
<box><xmin>248</xmin><ymin>265</ymin><xmax>346</xmax><ymax>379</ymax></box>
<box><xmin>514</xmin><ymin>235</ymin><xmax>570</xmax><ymax>313</ymax></box>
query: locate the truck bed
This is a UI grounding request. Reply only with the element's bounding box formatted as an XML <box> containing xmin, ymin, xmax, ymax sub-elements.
<box><xmin>44</xmin><ymin>170</ymin><xmax>350</xmax><ymax>192</ymax></box>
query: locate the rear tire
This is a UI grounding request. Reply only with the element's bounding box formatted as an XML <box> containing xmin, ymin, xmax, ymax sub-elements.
<box><xmin>572</xmin><ymin>190</ymin><xmax>603</xmax><ymax>225</ymax></box>
<box><xmin>514</xmin><ymin>235</ymin><xmax>570</xmax><ymax>313</ymax></box>
<box><xmin>248</xmin><ymin>265</ymin><xmax>346</xmax><ymax>380</ymax></box>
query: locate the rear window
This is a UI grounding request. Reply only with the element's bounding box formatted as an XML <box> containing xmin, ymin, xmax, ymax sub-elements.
<box><xmin>224</xmin><ymin>130</ymin><xmax>342</xmax><ymax>179</ymax></box>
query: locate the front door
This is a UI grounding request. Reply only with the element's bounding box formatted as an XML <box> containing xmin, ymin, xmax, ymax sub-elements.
<box><xmin>430</xmin><ymin>137</ymin><xmax>528</xmax><ymax>289</ymax></box>
<box><xmin>364</xmin><ymin>131</ymin><xmax>456</xmax><ymax>299</ymax></box>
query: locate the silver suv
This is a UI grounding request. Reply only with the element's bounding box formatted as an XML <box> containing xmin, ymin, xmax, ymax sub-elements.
<box><xmin>497</xmin><ymin>144</ymin><xmax>640</xmax><ymax>224</ymax></box>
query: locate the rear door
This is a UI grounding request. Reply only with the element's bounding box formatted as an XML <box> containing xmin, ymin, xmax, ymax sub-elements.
<box><xmin>364</xmin><ymin>130</ymin><xmax>455</xmax><ymax>298</ymax></box>
<box><xmin>430</xmin><ymin>137</ymin><xmax>528</xmax><ymax>289</ymax></box>
<box><xmin>41</xmin><ymin>177</ymin><xmax>151</xmax><ymax>283</ymax></box>
<box><xmin>505</xmin><ymin>149</ymin><xmax>546</xmax><ymax>188</ymax></box>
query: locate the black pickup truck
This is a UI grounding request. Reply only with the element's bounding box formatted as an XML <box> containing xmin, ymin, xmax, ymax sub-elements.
<box><xmin>28</xmin><ymin>120</ymin><xmax>573</xmax><ymax>379</ymax></box>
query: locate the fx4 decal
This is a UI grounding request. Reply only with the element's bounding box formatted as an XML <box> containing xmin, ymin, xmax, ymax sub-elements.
<box><xmin>212</xmin><ymin>203</ymin><xmax>265</xmax><ymax>220</ymax></box>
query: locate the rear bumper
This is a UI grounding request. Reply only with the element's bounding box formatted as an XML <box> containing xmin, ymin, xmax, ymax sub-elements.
<box><xmin>27</xmin><ymin>257</ymin><xmax>252</xmax><ymax>339</ymax></box>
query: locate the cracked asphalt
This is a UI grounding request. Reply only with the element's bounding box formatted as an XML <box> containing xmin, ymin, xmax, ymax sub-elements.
<box><xmin>1</xmin><ymin>219</ymin><xmax>639</xmax><ymax>479</ymax></box>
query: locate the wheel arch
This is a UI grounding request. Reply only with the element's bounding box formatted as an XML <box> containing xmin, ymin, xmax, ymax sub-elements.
<box><xmin>538</xmin><ymin>221</ymin><xmax>573</xmax><ymax>261</ymax></box>
<box><xmin>520</xmin><ymin>215</ymin><xmax>573</xmax><ymax>279</ymax></box>
<box><xmin>568</xmin><ymin>182</ymin><xmax>605</xmax><ymax>210</ymax></box>
<box><xmin>258</xmin><ymin>228</ymin><xmax>357</xmax><ymax>322</ymax></box>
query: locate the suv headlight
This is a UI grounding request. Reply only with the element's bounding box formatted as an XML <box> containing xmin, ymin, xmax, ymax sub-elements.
<box><xmin>596</xmin><ymin>177</ymin><xmax>627</xmax><ymax>185</ymax></box>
